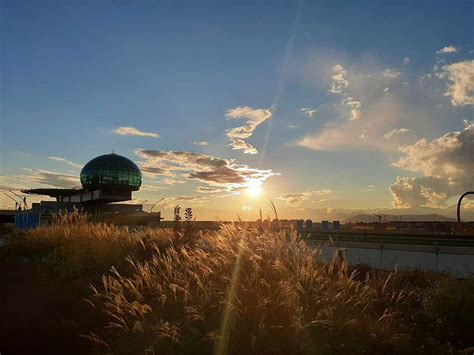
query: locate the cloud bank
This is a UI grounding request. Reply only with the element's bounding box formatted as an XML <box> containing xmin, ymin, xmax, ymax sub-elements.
<box><xmin>390</xmin><ymin>124</ymin><xmax>473</xmax><ymax>207</ymax></box>
<box><xmin>136</xmin><ymin>149</ymin><xmax>276</xmax><ymax>194</ymax></box>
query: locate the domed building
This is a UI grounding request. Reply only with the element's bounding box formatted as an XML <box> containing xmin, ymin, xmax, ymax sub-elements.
<box><xmin>80</xmin><ymin>153</ymin><xmax>142</xmax><ymax>191</ymax></box>
<box><xmin>20</xmin><ymin>153</ymin><xmax>162</xmax><ymax>228</ymax></box>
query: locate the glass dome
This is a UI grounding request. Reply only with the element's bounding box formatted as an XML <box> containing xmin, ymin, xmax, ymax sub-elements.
<box><xmin>80</xmin><ymin>153</ymin><xmax>142</xmax><ymax>191</ymax></box>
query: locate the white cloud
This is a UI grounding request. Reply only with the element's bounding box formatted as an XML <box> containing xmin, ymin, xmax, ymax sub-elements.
<box><xmin>329</xmin><ymin>64</ymin><xmax>349</xmax><ymax>94</ymax></box>
<box><xmin>328</xmin><ymin>64</ymin><xmax>362</xmax><ymax>121</ymax></box>
<box><xmin>463</xmin><ymin>119</ymin><xmax>473</xmax><ymax>128</ymax></box>
<box><xmin>113</xmin><ymin>126</ymin><xmax>160</xmax><ymax>138</ymax></box>
<box><xmin>341</xmin><ymin>96</ymin><xmax>361</xmax><ymax>120</ymax></box>
<box><xmin>288</xmin><ymin>124</ymin><xmax>298</xmax><ymax>129</ymax></box>
<box><xmin>390</xmin><ymin>125</ymin><xmax>473</xmax><ymax>207</ymax></box>
<box><xmin>383</xmin><ymin>128</ymin><xmax>410</xmax><ymax>140</ymax></box>
<box><xmin>384</xmin><ymin>68</ymin><xmax>401</xmax><ymax>79</ymax></box>
<box><xmin>15</xmin><ymin>151</ymin><xmax>31</xmax><ymax>157</ymax></box>
<box><xmin>436</xmin><ymin>45</ymin><xmax>458</xmax><ymax>54</ymax></box>
<box><xmin>403</xmin><ymin>57</ymin><xmax>411</xmax><ymax>65</ymax></box>
<box><xmin>300</xmin><ymin>107</ymin><xmax>317</xmax><ymax>118</ymax></box>
<box><xmin>48</xmin><ymin>156</ymin><xmax>83</xmax><ymax>169</ymax></box>
<box><xmin>193</xmin><ymin>141</ymin><xmax>209</xmax><ymax>146</ymax></box>
<box><xmin>225</xmin><ymin>106</ymin><xmax>272</xmax><ymax>154</ymax></box>
<box><xmin>436</xmin><ymin>60</ymin><xmax>474</xmax><ymax>106</ymax></box>
<box><xmin>296</xmin><ymin>57</ymin><xmax>446</xmax><ymax>153</ymax></box>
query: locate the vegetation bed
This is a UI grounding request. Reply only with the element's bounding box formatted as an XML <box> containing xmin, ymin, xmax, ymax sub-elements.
<box><xmin>0</xmin><ymin>213</ymin><xmax>473</xmax><ymax>354</ymax></box>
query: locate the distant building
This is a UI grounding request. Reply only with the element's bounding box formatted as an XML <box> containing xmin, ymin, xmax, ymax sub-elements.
<box><xmin>322</xmin><ymin>220</ymin><xmax>330</xmax><ymax>232</ymax></box>
<box><xmin>17</xmin><ymin>153</ymin><xmax>162</xmax><ymax>228</ymax></box>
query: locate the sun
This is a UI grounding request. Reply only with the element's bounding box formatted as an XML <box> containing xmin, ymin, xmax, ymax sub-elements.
<box><xmin>246</xmin><ymin>179</ymin><xmax>263</xmax><ymax>197</ymax></box>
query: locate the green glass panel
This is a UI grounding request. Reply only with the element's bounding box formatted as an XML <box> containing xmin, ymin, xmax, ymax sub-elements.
<box><xmin>80</xmin><ymin>154</ymin><xmax>142</xmax><ymax>191</ymax></box>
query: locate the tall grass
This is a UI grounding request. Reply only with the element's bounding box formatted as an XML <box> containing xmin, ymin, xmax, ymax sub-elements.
<box><xmin>2</xmin><ymin>212</ymin><xmax>473</xmax><ymax>354</ymax></box>
<box><xmin>88</xmin><ymin>224</ymin><xmax>420</xmax><ymax>354</ymax></box>
<box><xmin>1</xmin><ymin>210</ymin><xmax>175</xmax><ymax>279</ymax></box>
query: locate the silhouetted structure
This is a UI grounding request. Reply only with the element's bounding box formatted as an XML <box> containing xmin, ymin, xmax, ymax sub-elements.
<box><xmin>457</xmin><ymin>191</ymin><xmax>474</xmax><ymax>222</ymax></box>
<box><xmin>17</xmin><ymin>153</ymin><xmax>162</xmax><ymax>228</ymax></box>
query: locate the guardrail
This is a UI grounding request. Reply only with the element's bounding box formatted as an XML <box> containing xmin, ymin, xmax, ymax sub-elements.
<box><xmin>302</xmin><ymin>232</ymin><xmax>474</xmax><ymax>248</ymax></box>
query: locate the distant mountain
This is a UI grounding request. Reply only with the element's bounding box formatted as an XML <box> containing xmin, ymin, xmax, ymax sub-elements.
<box><xmin>342</xmin><ymin>213</ymin><xmax>456</xmax><ymax>223</ymax></box>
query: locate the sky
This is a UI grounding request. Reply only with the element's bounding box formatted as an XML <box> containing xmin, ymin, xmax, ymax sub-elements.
<box><xmin>1</xmin><ymin>0</ymin><xmax>473</xmax><ymax>220</ymax></box>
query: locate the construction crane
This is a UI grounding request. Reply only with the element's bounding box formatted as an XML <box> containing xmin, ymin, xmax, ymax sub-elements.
<box><xmin>9</xmin><ymin>189</ymin><xmax>28</xmax><ymax>210</ymax></box>
<box><xmin>3</xmin><ymin>192</ymin><xmax>20</xmax><ymax>210</ymax></box>
<box><xmin>372</xmin><ymin>214</ymin><xmax>382</xmax><ymax>223</ymax></box>
<box><xmin>150</xmin><ymin>197</ymin><xmax>165</xmax><ymax>213</ymax></box>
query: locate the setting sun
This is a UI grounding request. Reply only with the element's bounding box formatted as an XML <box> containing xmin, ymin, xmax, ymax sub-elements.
<box><xmin>246</xmin><ymin>179</ymin><xmax>263</xmax><ymax>197</ymax></box>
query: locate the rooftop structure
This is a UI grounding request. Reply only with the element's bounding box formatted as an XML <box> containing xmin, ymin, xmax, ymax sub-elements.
<box><xmin>23</xmin><ymin>153</ymin><xmax>143</xmax><ymax>205</ymax></box>
<box><xmin>16</xmin><ymin>153</ymin><xmax>161</xmax><ymax>228</ymax></box>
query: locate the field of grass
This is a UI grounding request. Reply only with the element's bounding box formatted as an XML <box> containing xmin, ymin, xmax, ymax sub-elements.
<box><xmin>1</xmin><ymin>212</ymin><xmax>473</xmax><ymax>354</ymax></box>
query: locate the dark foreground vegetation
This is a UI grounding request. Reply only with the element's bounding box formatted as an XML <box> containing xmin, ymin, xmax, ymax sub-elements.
<box><xmin>1</xmin><ymin>212</ymin><xmax>473</xmax><ymax>355</ymax></box>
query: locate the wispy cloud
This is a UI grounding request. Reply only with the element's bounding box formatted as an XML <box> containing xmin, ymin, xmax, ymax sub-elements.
<box><xmin>48</xmin><ymin>156</ymin><xmax>83</xmax><ymax>169</ymax></box>
<box><xmin>277</xmin><ymin>189</ymin><xmax>332</xmax><ymax>207</ymax></box>
<box><xmin>23</xmin><ymin>168</ymin><xmax>80</xmax><ymax>188</ymax></box>
<box><xmin>15</xmin><ymin>151</ymin><xmax>31</xmax><ymax>157</ymax></box>
<box><xmin>436</xmin><ymin>45</ymin><xmax>458</xmax><ymax>54</ymax></box>
<box><xmin>140</xmin><ymin>183</ymin><xmax>168</xmax><ymax>192</ymax></box>
<box><xmin>174</xmin><ymin>195</ymin><xmax>208</xmax><ymax>201</ymax></box>
<box><xmin>193</xmin><ymin>141</ymin><xmax>208</xmax><ymax>146</ymax></box>
<box><xmin>360</xmin><ymin>184</ymin><xmax>376</xmax><ymax>192</ymax></box>
<box><xmin>300</xmin><ymin>107</ymin><xmax>317</xmax><ymax>118</ymax></box>
<box><xmin>328</xmin><ymin>64</ymin><xmax>362</xmax><ymax>121</ymax></box>
<box><xmin>277</xmin><ymin>192</ymin><xmax>312</xmax><ymax>207</ymax></box>
<box><xmin>383</xmin><ymin>68</ymin><xmax>401</xmax><ymax>79</ymax></box>
<box><xmin>315</xmin><ymin>188</ymin><xmax>332</xmax><ymax>195</ymax></box>
<box><xmin>113</xmin><ymin>126</ymin><xmax>159</xmax><ymax>138</ymax></box>
<box><xmin>225</xmin><ymin>106</ymin><xmax>272</xmax><ymax>154</ymax></box>
<box><xmin>383</xmin><ymin>128</ymin><xmax>410</xmax><ymax>140</ymax></box>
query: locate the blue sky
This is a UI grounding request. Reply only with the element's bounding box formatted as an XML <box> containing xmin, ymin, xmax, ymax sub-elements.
<box><xmin>1</xmin><ymin>0</ymin><xmax>473</xmax><ymax>219</ymax></box>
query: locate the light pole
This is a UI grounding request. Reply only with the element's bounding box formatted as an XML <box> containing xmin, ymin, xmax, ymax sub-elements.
<box><xmin>150</xmin><ymin>197</ymin><xmax>164</xmax><ymax>213</ymax></box>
